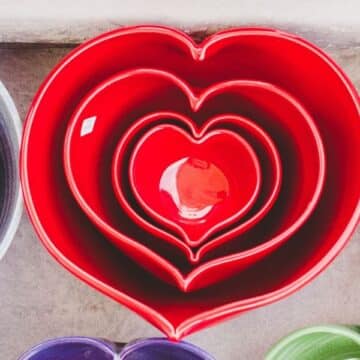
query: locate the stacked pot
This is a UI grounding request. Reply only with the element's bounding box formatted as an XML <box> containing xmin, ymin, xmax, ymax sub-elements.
<box><xmin>21</xmin><ymin>26</ymin><xmax>360</xmax><ymax>339</ymax></box>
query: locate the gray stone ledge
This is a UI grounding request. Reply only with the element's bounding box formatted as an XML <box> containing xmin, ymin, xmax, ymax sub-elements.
<box><xmin>0</xmin><ymin>0</ymin><xmax>359</xmax><ymax>47</ymax></box>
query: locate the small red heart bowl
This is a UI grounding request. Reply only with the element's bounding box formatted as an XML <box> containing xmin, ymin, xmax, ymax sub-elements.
<box><xmin>112</xmin><ymin>110</ymin><xmax>281</xmax><ymax>262</ymax></box>
<box><xmin>63</xmin><ymin>68</ymin><xmax>324</xmax><ymax>291</ymax></box>
<box><xmin>128</xmin><ymin>123</ymin><xmax>262</xmax><ymax>247</ymax></box>
<box><xmin>21</xmin><ymin>26</ymin><xmax>360</xmax><ymax>339</ymax></box>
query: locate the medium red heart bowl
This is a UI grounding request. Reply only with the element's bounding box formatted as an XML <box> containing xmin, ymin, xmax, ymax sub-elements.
<box><xmin>21</xmin><ymin>26</ymin><xmax>360</xmax><ymax>339</ymax></box>
<box><xmin>63</xmin><ymin>68</ymin><xmax>324</xmax><ymax>290</ymax></box>
<box><xmin>112</xmin><ymin>110</ymin><xmax>281</xmax><ymax>261</ymax></box>
<box><xmin>128</xmin><ymin>123</ymin><xmax>261</xmax><ymax>247</ymax></box>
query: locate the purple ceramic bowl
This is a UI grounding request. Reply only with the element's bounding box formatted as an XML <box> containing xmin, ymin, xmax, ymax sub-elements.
<box><xmin>121</xmin><ymin>338</ymin><xmax>215</xmax><ymax>359</ymax></box>
<box><xmin>18</xmin><ymin>337</ymin><xmax>115</xmax><ymax>360</ymax></box>
<box><xmin>18</xmin><ymin>337</ymin><xmax>215</xmax><ymax>360</ymax></box>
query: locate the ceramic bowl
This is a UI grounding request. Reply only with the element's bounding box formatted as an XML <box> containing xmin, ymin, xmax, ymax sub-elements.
<box><xmin>128</xmin><ymin>123</ymin><xmax>262</xmax><ymax>247</ymax></box>
<box><xmin>21</xmin><ymin>26</ymin><xmax>360</xmax><ymax>339</ymax></box>
<box><xmin>112</xmin><ymin>111</ymin><xmax>281</xmax><ymax>261</ymax></box>
<box><xmin>0</xmin><ymin>82</ymin><xmax>22</xmax><ymax>260</ymax></box>
<box><xmin>265</xmin><ymin>325</ymin><xmax>360</xmax><ymax>360</ymax></box>
<box><xmin>18</xmin><ymin>337</ymin><xmax>114</xmax><ymax>360</ymax></box>
<box><xmin>63</xmin><ymin>68</ymin><xmax>324</xmax><ymax>291</ymax></box>
<box><xmin>18</xmin><ymin>337</ymin><xmax>215</xmax><ymax>360</ymax></box>
<box><xmin>120</xmin><ymin>338</ymin><xmax>215</xmax><ymax>359</ymax></box>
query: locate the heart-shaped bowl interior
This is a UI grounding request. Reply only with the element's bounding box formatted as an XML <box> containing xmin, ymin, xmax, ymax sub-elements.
<box><xmin>128</xmin><ymin>123</ymin><xmax>262</xmax><ymax>247</ymax></box>
<box><xmin>0</xmin><ymin>82</ymin><xmax>22</xmax><ymax>260</ymax></box>
<box><xmin>63</xmin><ymin>68</ymin><xmax>324</xmax><ymax>290</ymax></box>
<box><xmin>112</xmin><ymin>111</ymin><xmax>281</xmax><ymax>262</ymax></box>
<box><xmin>21</xmin><ymin>26</ymin><xmax>360</xmax><ymax>338</ymax></box>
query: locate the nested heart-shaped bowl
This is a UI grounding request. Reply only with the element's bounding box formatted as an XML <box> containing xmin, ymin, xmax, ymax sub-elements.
<box><xmin>0</xmin><ymin>82</ymin><xmax>22</xmax><ymax>260</ymax></box>
<box><xmin>112</xmin><ymin>111</ymin><xmax>281</xmax><ymax>260</ymax></box>
<box><xmin>63</xmin><ymin>69</ymin><xmax>324</xmax><ymax>289</ymax></box>
<box><xmin>128</xmin><ymin>123</ymin><xmax>262</xmax><ymax>246</ymax></box>
<box><xmin>21</xmin><ymin>26</ymin><xmax>360</xmax><ymax>339</ymax></box>
<box><xmin>18</xmin><ymin>337</ymin><xmax>215</xmax><ymax>360</ymax></box>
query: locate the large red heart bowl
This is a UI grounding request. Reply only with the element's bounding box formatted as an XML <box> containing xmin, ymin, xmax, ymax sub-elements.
<box><xmin>63</xmin><ymin>69</ymin><xmax>324</xmax><ymax>290</ymax></box>
<box><xmin>20</xmin><ymin>26</ymin><xmax>360</xmax><ymax>339</ymax></box>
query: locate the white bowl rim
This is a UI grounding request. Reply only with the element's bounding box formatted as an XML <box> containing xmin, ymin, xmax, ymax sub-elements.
<box><xmin>0</xmin><ymin>81</ymin><xmax>22</xmax><ymax>260</ymax></box>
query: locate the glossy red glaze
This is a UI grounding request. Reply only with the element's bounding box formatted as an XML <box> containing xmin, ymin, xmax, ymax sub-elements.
<box><xmin>21</xmin><ymin>26</ymin><xmax>360</xmax><ymax>339</ymax></box>
<box><xmin>129</xmin><ymin>124</ymin><xmax>261</xmax><ymax>246</ymax></box>
<box><xmin>64</xmin><ymin>69</ymin><xmax>324</xmax><ymax>290</ymax></box>
<box><xmin>112</xmin><ymin>111</ymin><xmax>281</xmax><ymax>262</ymax></box>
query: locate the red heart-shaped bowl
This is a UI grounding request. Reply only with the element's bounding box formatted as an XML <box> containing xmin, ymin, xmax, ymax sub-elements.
<box><xmin>112</xmin><ymin>111</ymin><xmax>281</xmax><ymax>261</ymax></box>
<box><xmin>64</xmin><ymin>68</ymin><xmax>324</xmax><ymax>291</ymax></box>
<box><xmin>128</xmin><ymin>124</ymin><xmax>261</xmax><ymax>246</ymax></box>
<box><xmin>21</xmin><ymin>26</ymin><xmax>360</xmax><ymax>339</ymax></box>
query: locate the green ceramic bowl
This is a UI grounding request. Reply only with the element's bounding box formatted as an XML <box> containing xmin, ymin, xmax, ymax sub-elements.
<box><xmin>266</xmin><ymin>325</ymin><xmax>360</xmax><ymax>360</ymax></box>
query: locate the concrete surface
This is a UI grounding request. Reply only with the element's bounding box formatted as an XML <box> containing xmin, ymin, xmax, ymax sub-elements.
<box><xmin>0</xmin><ymin>1</ymin><xmax>360</xmax><ymax>45</ymax></box>
<box><xmin>0</xmin><ymin>44</ymin><xmax>359</xmax><ymax>359</ymax></box>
